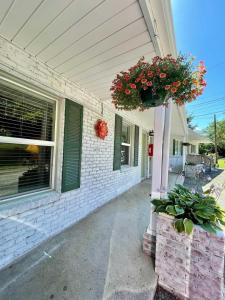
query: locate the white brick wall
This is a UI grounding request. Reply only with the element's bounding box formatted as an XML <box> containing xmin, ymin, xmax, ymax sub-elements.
<box><xmin>0</xmin><ymin>37</ymin><xmax>148</xmax><ymax>269</ymax></box>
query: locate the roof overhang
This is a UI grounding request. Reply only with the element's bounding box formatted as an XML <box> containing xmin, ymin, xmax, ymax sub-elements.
<box><xmin>188</xmin><ymin>128</ymin><xmax>211</xmax><ymax>144</ymax></box>
<box><xmin>0</xmin><ymin>0</ymin><xmax>176</xmax><ymax>103</ymax></box>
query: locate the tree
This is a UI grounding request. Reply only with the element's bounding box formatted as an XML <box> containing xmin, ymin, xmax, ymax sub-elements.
<box><xmin>206</xmin><ymin>120</ymin><xmax>225</xmax><ymax>156</ymax></box>
<box><xmin>187</xmin><ymin>114</ymin><xmax>197</xmax><ymax>130</ymax></box>
<box><xmin>199</xmin><ymin>143</ymin><xmax>214</xmax><ymax>155</ymax></box>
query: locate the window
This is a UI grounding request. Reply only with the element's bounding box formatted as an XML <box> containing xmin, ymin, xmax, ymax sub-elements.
<box><xmin>191</xmin><ymin>144</ymin><xmax>196</xmax><ymax>153</ymax></box>
<box><xmin>113</xmin><ymin>115</ymin><xmax>139</xmax><ymax>170</ymax></box>
<box><xmin>121</xmin><ymin>122</ymin><xmax>131</xmax><ymax>165</ymax></box>
<box><xmin>173</xmin><ymin>139</ymin><xmax>180</xmax><ymax>155</ymax></box>
<box><xmin>0</xmin><ymin>83</ymin><xmax>56</xmax><ymax>199</ymax></box>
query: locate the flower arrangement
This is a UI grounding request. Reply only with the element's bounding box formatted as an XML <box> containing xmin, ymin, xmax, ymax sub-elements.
<box><xmin>111</xmin><ymin>54</ymin><xmax>207</xmax><ymax>110</ymax></box>
<box><xmin>95</xmin><ymin>119</ymin><xmax>108</xmax><ymax>139</ymax></box>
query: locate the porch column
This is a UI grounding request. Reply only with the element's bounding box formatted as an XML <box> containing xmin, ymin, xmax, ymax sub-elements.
<box><xmin>144</xmin><ymin>103</ymin><xmax>173</xmax><ymax>257</ymax></box>
<box><xmin>161</xmin><ymin>100</ymin><xmax>172</xmax><ymax>196</ymax></box>
<box><xmin>147</xmin><ymin>105</ymin><xmax>166</xmax><ymax>236</ymax></box>
<box><xmin>182</xmin><ymin>136</ymin><xmax>187</xmax><ymax>170</ymax></box>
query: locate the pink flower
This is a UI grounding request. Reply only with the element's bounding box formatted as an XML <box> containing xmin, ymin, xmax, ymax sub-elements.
<box><xmin>125</xmin><ymin>89</ymin><xmax>131</xmax><ymax>95</ymax></box>
<box><xmin>147</xmin><ymin>71</ymin><xmax>154</xmax><ymax>77</ymax></box>
<box><xmin>146</xmin><ymin>81</ymin><xmax>153</xmax><ymax>87</ymax></box>
<box><xmin>164</xmin><ymin>85</ymin><xmax>171</xmax><ymax>90</ymax></box>
<box><xmin>200</xmin><ymin>80</ymin><xmax>207</xmax><ymax>86</ymax></box>
<box><xmin>171</xmin><ymin>87</ymin><xmax>177</xmax><ymax>93</ymax></box>
<box><xmin>129</xmin><ymin>83</ymin><xmax>136</xmax><ymax>89</ymax></box>
<box><xmin>159</xmin><ymin>73</ymin><xmax>167</xmax><ymax>79</ymax></box>
<box><xmin>124</xmin><ymin>74</ymin><xmax>130</xmax><ymax>81</ymax></box>
<box><xmin>172</xmin><ymin>81</ymin><xmax>181</xmax><ymax>87</ymax></box>
<box><xmin>152</xmin><ymin>56</ymin><xmax>160</xmax><ymax>63</ymax></box>
<box><xmin>141</xmin><ymin>78</ymin><xmax>147</xmax><ymax>84</ymax></box>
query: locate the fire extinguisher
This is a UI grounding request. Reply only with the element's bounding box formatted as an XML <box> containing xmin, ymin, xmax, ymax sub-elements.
<box><xmin>148</xmin><ymin>144</ymin><xmax>154</xmax><ymax>157</ymax></box>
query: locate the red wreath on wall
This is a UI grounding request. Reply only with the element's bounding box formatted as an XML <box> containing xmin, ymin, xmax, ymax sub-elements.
<box><xmin>95</xmin><ymin>119</ymin><xmax>108</xmax><ymax>139</ymax></box>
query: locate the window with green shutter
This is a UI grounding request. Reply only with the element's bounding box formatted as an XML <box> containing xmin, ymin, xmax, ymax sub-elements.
<box><xmin>133</xmin><ymin>125</ymin><xmax>139</xmax><ymax>166</ymax></box>
<box><xmin>173</xmin><ymin>139</ymin><xmax>176</xmax><ymax>155</ymax></box>
<box><xmin>62</xmin><ymin>99</ymin><xmax>83</xmax><ymax>192</ymax></box>
<box><xmin>180</xmin><ymin>141</ymin><xmax>183</xmax><ymax>156</ymax></box>
<box><xmin>113</xmin><ymin>114</ymin><xmax>122</xmax><ymax>170</ymax></box>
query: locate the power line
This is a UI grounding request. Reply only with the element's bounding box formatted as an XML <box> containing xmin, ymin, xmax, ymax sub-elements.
<box><xmin>188</xmin><ymin>96</ymin><xmax>225</xmax><ymax>108</ymax></box>
<box><xmin>189</xmin><ymin>102</ymin><xmax>225</xmax><ymax>111</ymax></box>
<box><xmin>193</xmin><ymin>109</ymin><xmax>225</xmax><ymax>118</ymax></box>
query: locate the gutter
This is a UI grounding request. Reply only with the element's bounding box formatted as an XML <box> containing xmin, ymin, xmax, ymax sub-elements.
<box><xmin>138</xmin><ymin>0</ymin><xmax>161</xmax><ymax>56</ymax></box>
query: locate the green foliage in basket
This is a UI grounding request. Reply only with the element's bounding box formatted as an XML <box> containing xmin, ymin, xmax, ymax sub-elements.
<box><xmin>152</xmin><ymin>185</ymin><xmax>225</xmax><ymax>235</ymax></box>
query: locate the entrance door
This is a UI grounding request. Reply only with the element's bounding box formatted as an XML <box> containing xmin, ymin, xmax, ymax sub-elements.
<box><xmin>141</xmin><ymin>132</ymin><xmax>148</xmax><ymax>179</ymax></box>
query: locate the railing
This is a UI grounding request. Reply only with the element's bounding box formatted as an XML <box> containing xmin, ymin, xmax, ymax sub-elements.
<box><xmin>186</xmin><ymin>154</ymin><xmax>214</xmax><ymax>170</ymax></box>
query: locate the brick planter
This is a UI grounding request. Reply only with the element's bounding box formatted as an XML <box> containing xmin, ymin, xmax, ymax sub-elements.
<box><xmin>155</xmin><ymin>213</ymin><xmax>225</xmax><ymax>300</ymax></box>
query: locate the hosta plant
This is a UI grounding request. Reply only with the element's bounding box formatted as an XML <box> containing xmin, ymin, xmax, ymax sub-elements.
<box><xmin>111</xmin><ymin>55</ymin><xmax>207</xmax><ymax>111</ymax></box>
<box><xmin>152</xmin><ymin>185</ymin><xmax>225</xmax><ymax>235</ymax></box>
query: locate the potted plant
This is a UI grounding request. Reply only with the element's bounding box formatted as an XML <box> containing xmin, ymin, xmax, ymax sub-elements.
<box><xmin>111</xmin><ymin>55</ymin><xmax>207</xmax><ymax>111</ymax></box>
<box><xmin>152</xmin><ymin>184</ymin><xmax>225</xmax><ymax>234</ymax></box>
<box><xmin>152</xmin><ymin>185</ymin><xmax>225</xmax><ymax>300</ymax></box>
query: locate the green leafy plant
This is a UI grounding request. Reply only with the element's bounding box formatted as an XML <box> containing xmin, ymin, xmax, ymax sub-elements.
<box><xmin>152</xmin><ymin>185</ymin><xmax>225</xmax><ymax>235</ymax></box>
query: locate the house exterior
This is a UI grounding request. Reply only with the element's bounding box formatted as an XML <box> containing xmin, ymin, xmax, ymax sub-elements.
<box><xmin>0</xmin><ymin>0</ymin><xmax>204</xmax><ymax>270</ymax></box>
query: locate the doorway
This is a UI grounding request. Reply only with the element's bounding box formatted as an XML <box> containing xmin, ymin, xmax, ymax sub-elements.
<box><xmin>141</xmin><ymin>132</ymin><xmax>148</xmax><ymax>179</ymax></box>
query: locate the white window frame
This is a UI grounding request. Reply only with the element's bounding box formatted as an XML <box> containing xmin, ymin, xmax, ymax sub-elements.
<box><xmin>121</xmin><ymin>121</ymin><xmax>134</xmax><ymax>166</ymax></box>
<box><xmin>191</xmin><ymin>144</ymin><xmax>196</xmax><ymax>154</ymax></box>
<box><xmin>0</xmin><ymin>75</ymin><xmax>58</xmax><ymax>199</ymax></box>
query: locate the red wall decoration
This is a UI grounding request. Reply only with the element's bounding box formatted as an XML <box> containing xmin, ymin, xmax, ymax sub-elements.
<box><xmin>95</xmin><ymin>119</ymin><xmax>108</xmax><ymax>140</ymax></box>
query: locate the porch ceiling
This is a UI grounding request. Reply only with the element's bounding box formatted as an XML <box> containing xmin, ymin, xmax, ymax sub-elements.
<box><xmin>0</xmin><ymin>0</ymin><xmax>156</xmax><ymax>101</ymax></box>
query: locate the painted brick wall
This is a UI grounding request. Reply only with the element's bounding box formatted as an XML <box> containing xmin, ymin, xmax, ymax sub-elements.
<box><xmin>0</xmin><ymin>37</ymin><xmax>146</xmax><ymax>269</ymax></box>
<box><xmin>155</xmin><ymin>214</ymin><xmax>224</xmax><ymax>300</ymax></box>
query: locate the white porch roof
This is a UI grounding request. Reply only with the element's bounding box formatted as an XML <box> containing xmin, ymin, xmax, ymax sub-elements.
<box><xmin>0</xmin><ymin>0</ymin><xmax>175</xmax><ymax>102</ymax></box>
<box><xmin>0</xmin><ymin>0</ymin><xmax>182</xmax><ymax>133</ymax></box>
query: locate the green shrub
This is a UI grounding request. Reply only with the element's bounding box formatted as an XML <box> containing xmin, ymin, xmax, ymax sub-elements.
<box><xmin>152</xmin><ymin>185</ymin><xmax>225</xmax><ymax>235</ymax></box>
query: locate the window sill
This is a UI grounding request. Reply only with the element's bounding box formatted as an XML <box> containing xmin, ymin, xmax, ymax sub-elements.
<box><xmin>0</xmin><ymin>190</ymin><xmax>60</xmax><ymax>218</ymax></box>
<box><xmin>120</xmin><ymin>165</ymin><xmax>133</xmax><ymax>172</ymax></box>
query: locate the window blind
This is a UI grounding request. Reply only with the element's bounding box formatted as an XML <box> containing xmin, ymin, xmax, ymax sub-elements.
<box><xmin>0</xmin><ymin>84</ymin><xmax>54</xmax><ymax>141</ymax></box>
<box><xmin>0</xmin><ymin>83</ymin><xmax>55</xmax><ymax>199</ymax></box>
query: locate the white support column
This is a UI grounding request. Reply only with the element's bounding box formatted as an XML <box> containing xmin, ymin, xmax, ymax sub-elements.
<box><xmin>161</xmin><ymin>100</ymin><xmax>172</xmax><ymax>197</ymax></box>
<box><xmin>147</xmin><ymin>105</ymin><xmax>165</xmax><ymax>236</ymax></box>
<box><xmin>182</xmin><ymin>136</ymin><xmax>187</xmax><ymax>171</ymax></box>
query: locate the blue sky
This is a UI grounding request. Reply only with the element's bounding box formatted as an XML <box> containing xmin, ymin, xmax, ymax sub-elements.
<box><xmin>171</xmin><ymin>0</ymin><xmax>225</xmax><ymax>130</ymax></box>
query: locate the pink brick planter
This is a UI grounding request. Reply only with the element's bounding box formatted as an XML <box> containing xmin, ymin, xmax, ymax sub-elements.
<box><xmin>155</xmin><ymin>213</ymin><xmax>225</xmax><ymax>300</ymax></box>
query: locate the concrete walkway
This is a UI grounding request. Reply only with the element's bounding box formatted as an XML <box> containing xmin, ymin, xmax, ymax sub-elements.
<box><xmin>0</xmin><ymin>180</ymin><xmax>157</xmax><ymax>300</ymax></box>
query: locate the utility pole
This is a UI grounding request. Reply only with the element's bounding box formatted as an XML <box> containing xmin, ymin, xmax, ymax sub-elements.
<box><xmin>214</xmin><ymin>114</ymin><xmax>218</xmax><ymax>164</ymax></box>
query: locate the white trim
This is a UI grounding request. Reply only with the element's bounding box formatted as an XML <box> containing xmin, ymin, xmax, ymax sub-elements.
<box><xmin>121</xmin><ymin>142</ymin><xmax>131</xmax><ymax>147</ymax></box>
<box><xmin>0</xmin><ymin>75</ymin><xmax>57</xmax><ymax>102</ymax></box>
<box><xmin>161</xmin><ymin>0</ymin><xmax>177</xmax><ymax>57</ymax></box>
<box><xmin>0</xmin><ymin>75</ymin><xmax>58</xmax><ymax>200</ymax></box>
<box><xmin>50</xmin><ymin>99</ymin><xmax>59</xmax><ymax>190</ymax></box>
<box><xmin>0</xmin><ymin>136</ymin><xmax>55</xmax><ymax>147</ymax></box>
<box><xmin>138</xmin><ymin>0</ymin><xmax>161</xmax><ymax>56</ymax></box>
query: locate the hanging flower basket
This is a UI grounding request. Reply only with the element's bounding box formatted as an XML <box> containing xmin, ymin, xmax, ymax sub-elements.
<box><xmin>110</xmin><ymin>55</ymin><xmax>207</xmax><ymax>111</ymax></box>
<box><xmin>140</xmin><ymin>88</ymin><xmax>169</xmax><ymax>108</ymax></box>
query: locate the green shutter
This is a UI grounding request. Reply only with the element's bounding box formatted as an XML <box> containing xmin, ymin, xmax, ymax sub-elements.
<box><xmin>173</xmin><ymin>139</ymin><xmax>176</xmax><ymax>155</ymax></box>
<box><xmin>133</xmin><ymin>125</ymin><xmax>139</xmax><ymax>166</ymax></box>
<box><xmin>62</xmin><ymin>99</ymin><xmax>83</xmax><ymax>192</ymax></box>
<box><xmin>113</xmin><ymin>114</ymin><xmax>122</xmax><ymax>170</ymax></box>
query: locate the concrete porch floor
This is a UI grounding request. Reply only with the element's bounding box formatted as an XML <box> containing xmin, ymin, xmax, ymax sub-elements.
<box><xmin>0</xmin><ymin>175</ymin><xmax>182</xmax><ymax>300</ymax></box>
